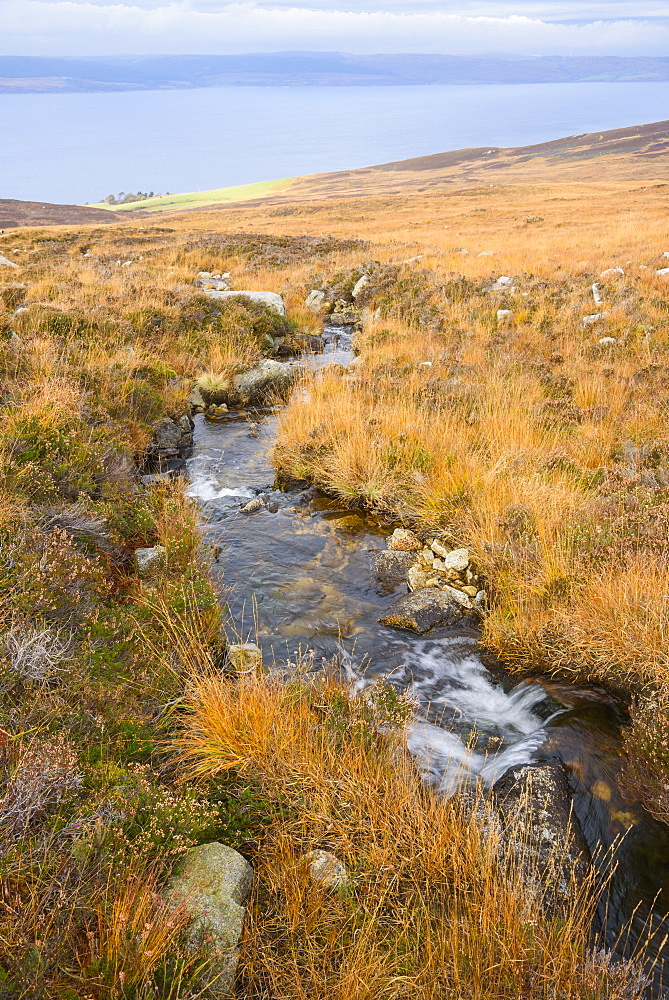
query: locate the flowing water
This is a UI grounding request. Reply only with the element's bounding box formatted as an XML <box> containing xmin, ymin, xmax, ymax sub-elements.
<box><xmin>186</xmin><ymin>326</ymin><xmax>669</xmax><ymax>987</ymax></box>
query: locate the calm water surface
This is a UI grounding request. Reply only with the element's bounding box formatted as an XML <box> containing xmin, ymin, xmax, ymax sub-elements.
<box><xmin>2</xmin><ymin>81</ymin><xmax>669</xmax><ymax>204</ymax></box>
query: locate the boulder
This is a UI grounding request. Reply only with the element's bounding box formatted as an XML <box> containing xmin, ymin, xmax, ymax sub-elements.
<box><xmin>0</xmin><ymin>255</ymin><xmax>18</xmax><ymax>269</ymax></box>
<box><xmin>233</xmin><ymin>359</ymin><xmax>298</xmax><ymax>406</ymax></box>
<box><xmin>369</xmin><ymin>549</ymin><xmax>416</xmax><ymax>586</ymax></box>
<box><xmin>134</xmin><ymin>545</ymin><xmax>166</xmax><ymax>578</ymax></box>
<box><xmin>169</xmin><ymin>842</ymin><xmax>253</xmax><ymax>996</ymax></box>
<box><xmin>147</xmin><ymin>417</ymin><xmax>184</xmax><ymax>459</ymax></box>
<box><xmin>386</xmin><ymin>528</ymin><xmax>422</xmax><ymax>552</ymax></box>
<box><xmin>187</xmin><ymin>386</ymin><xmax>207</xmax><ymax>413</ymax></box>
<box><xmin>351</xmin><ymin>275</ymin><xmax>370</xmax><ymax>299</ymax></box>
<box><xmin>305</xmin><ymin>289</ymin><xmax>326</xmax><ymax>312</ymax></box>
<box><xmin>227</xmin><ymin>643</ymin><xmax>262</xmax><ymax>672</ymax></box>
<box><xmin>493</xmin><ymin>763</ymin><xmax>590</xmax><ymax>913</ymax></box>
<box><xmin>203</xmin><ymin>289</ymin><xmax>285</xmax><ymax>316</ymax></box>
<box><xmin>379</xmin><ymin>588</ymin><xmax>477</xmax><ymax>633</ymax></box>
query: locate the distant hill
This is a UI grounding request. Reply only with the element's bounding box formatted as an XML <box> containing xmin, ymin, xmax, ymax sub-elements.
<box><xmin>0</xmin><ymin>199</ymin><xmax>115</xmax><ymax>228</ymax></box>
<box><xmin>3</xmin><ymin>53</ymin><xmax>669</xmax><ymax>93</ymax></box>
<box><xmin>93</xmin><ymin>118</ymin><xmax>669</xmax><ymax>217</ymax></box>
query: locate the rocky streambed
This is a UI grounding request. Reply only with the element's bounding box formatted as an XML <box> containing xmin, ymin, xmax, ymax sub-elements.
<box><xmin>179</xmin><ymin>302</ymin><xmax>669</xmax><ymax>990</ymax></box>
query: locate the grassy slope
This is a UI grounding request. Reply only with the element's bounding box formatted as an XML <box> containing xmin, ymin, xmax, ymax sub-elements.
<box><xmin>89</xmin><ymin>176</ymin><xmax>295</xmax><ymax>214</ymax></box>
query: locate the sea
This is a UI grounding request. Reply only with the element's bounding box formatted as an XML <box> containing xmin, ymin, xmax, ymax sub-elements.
<box><xmin>2</xmin><ymin>81</ymin><xmax>669</xmax><ymax>205</ymax></box>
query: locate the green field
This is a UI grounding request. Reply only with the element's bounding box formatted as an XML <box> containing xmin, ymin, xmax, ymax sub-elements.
<box><xmin>89</xmin><ymin>176</ymin><xmax>295</xmax><ymax>213</ymax></box>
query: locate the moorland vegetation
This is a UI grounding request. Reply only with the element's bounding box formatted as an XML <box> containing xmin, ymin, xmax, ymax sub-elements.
<box><xmin>1</xmin><ymin>166</ymin><xmax>668</xmax><ymax>997</ymax></box>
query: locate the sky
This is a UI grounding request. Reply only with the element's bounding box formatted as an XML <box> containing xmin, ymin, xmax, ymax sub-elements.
<box><xmin>1</xmin><ymin>0</ymin><xmax>669</xmax><ymax>58</ymax></box>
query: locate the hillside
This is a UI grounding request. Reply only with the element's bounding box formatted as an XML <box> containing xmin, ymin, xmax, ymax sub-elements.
<box><xmin>0</xmin><ymin>197</ymin><xmax>115</xmax><ymax>228</ymax></box>
<box><xmin>94</xmin><ymin>118</ymin><xmax>669</xmax><ymax>217</ymax></box>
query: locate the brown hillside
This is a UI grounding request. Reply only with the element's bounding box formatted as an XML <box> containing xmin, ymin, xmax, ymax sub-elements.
<box><xmin>0</xmin><ymin>198</ymin><xmax>115</xmax><ymax>228</ymax></box>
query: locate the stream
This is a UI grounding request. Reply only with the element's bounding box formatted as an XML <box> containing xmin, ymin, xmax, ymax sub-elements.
<box><xmin>185</xmin><ymin>323</ymin><xmax>669</xmax><ymax>989</ymax></box>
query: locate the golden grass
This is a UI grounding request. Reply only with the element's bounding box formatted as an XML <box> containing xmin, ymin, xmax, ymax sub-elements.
<box><xmin>176</xmin><ymin>668</ymin><xmax>646</xmax><ymax>999</ymax></box>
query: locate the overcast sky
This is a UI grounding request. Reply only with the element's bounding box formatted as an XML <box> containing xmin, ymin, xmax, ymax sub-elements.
<box><xmin>2</xmin><ymin>0</ymin><xmax>668</xmax><ymax>58</ymax></box>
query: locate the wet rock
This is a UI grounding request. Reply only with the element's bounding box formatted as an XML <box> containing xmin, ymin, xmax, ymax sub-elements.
<box><xmin>305</xmin><ymin>850</ymin><xmax>350</xmax><ymax>889</ymax></box>
<box><xmin>203</xmin><ymin>289</ymin><xmax>285</xmax><ymax>315</ymax></box>
<box><xmin>387</xmin><ymin>528</ymin><xmax>422</xmax><ymax>552</ymax></box>
<box><xmin>379</xmin><ymin>588</ymin><xmax>476</xmax><ymax>633</ymax></box>
<box><xmin>241</xmin><ymin>497</ymin><xmax>265</xmax><ymax>513</ymax></box>
<box><xmin>168</xmin><ymin>842</ymin><xmax>253</xmax><ymax>996</ymax></box>
<box><xmin>370</xmin><ymin>549</ymin><xmax>416</xmax><ymax>585</ymax></box>
<box><xmin>227</xmin><ymin>643</ymin><xmax>262</xmax><ymax>672</ymax></box>
<box><xmin>134</xmin><ymin>545</ymin><xmax>166</xmax><ymax>578</ymax></box>
<box><xmin>207</xmin><ymin>404</ymin><xmax>229</xmax><ymax>418</ymax></box>
<box><xmin>493</xmin><ymin>763</ymin><xmax>590</xmax><ymax>912</ymax></box>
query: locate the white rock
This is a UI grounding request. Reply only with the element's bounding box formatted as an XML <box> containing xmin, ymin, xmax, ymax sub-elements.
<box><xmin>227</xmin><ymin>643</ymin><xmax>262</xmax><ymax>672</ymax></box>
<box><xmin>305</xmin><ymin>289</ymin><xmax>326</xmax><ymax>312</ymax></box>
<box><xmin>440</xmin><ymin>584</ymin><xmax>475</xmax><ymax>610</ymax></box>
<box><xmin>582</xmin><ymin>313</ymin><xmax>606</xmax><ymax>325</ymax></box>
<box><xmin>592</xmin><ymin>282</ymin><xmax>603</xmax><ymax>306</ymax></box>
<box><xmin>478</xmin><ymin>250</ymin><xmax>495</xmax><ymax>257</ymax></box>
<box><xmin>204</xmin><ymin>289</ymin><xmax>285</xmax><ymax>316</ymax></box>
<box><xmin>496</xmin><ymin>309</ymin><xmax>511</xmax><ymax>322</ymax></box>
<box><xmin>351</xmin><ymin>275</ymin><xmax>370</xmax><ymax>298</ymax></box>
<box><xmin>442</xmin><ymin>548</ymin><xmax>470</xmax><ymax>573</ymax></box>
<box><xmin>134</xmin><ymin>545</ymin><xmax>166</xmax><ymax>578</ymax></box>
<box><xmin>490</xmin><ymin>276</ymin><xmax>513</xmax><ymax>290</ymax></box>
<box><xmin>600</xmin><ymin>266</ymin><xmax>624</xmax><ymax>278</ymax></box>
<box><xmin>656</xmin><ymin>268</ymin><xmax>669</xmax><ymax>276</ymax></box>
<box><xmin>0</xmin><ymin>255</ymin><xmax>19</xmax><ymax>269</ymax></box>
<box><xmin>598</xmin><ymin>337</ymin><xmax>617</xmax><ymax>346</ymax></box>
<box><xmin>430</xmin><ymin>539</ymin><xmax>450</xmax><ymax>559</ymax></box>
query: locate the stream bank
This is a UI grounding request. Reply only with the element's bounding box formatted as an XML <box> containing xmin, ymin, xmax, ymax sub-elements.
<box><xmin>185</xmin><ymin>319</ymin><xmax>669</xmax><ymax>989</ymax></box>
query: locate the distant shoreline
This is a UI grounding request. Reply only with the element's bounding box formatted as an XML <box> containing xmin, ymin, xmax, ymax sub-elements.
<box><xmin>2</xmin><ymin>52</ymin><xmax>669</xmax><ymax>94</ymax></box>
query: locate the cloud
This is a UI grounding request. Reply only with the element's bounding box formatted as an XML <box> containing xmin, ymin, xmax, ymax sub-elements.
<box><xmin>1</xmin><ymin>0</ymin><xmax>669</xmax><ymax>57</ymax></box>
